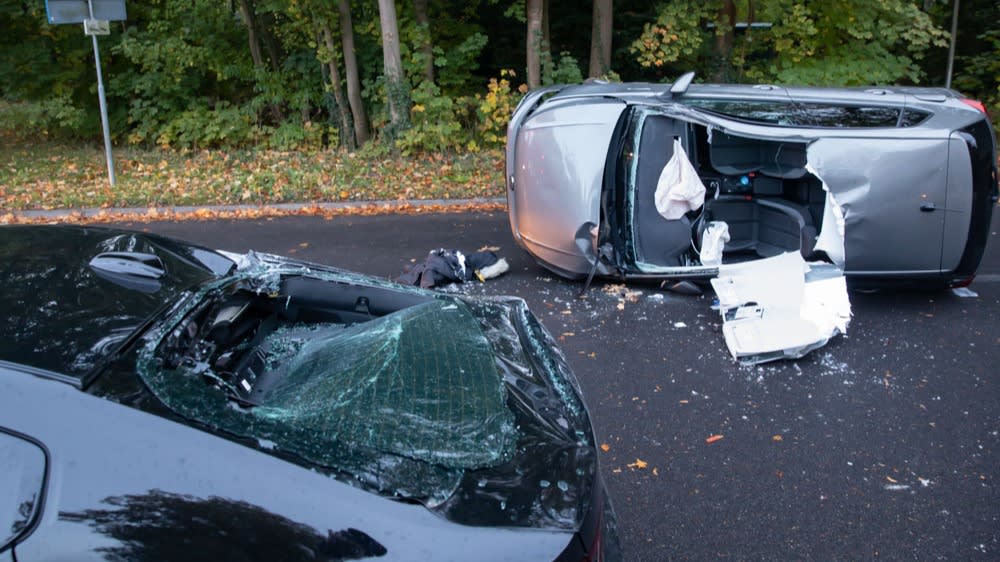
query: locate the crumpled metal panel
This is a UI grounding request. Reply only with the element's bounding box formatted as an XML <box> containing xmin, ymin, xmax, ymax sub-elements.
<box><xmin>711</xmin><ymin>252</ymin><xmax>851</xmax><ymax>365</ymax></box>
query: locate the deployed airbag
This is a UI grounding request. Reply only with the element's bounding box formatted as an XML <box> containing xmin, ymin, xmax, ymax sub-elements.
<box><xmin>655</xmin><ymin>139</ymin><xmax>706</xmax><ymax>220</ymax></box>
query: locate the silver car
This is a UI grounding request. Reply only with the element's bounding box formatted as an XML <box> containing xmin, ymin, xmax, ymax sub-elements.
<box><xmin>506</xmin><ymin>74</ymin><xmax>997</xmax><ymax>289</ymax></box>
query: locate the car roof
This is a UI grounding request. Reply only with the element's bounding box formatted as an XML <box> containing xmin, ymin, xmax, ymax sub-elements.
<box><xmin>0</xmin><ymin>225</ymin><xmax>230</xmax><ymax>382</ymax></box>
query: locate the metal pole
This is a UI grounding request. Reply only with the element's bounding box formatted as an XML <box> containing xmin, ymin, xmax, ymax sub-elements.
<box><xmin>945</xmin><ymin>0</ymin><xmax>959</xmax><ymax>89</ymax></box>
<box><xmin>88</xmin><ymin>0</ymin><xmax>115</xmax><ymax>187</ymax></box>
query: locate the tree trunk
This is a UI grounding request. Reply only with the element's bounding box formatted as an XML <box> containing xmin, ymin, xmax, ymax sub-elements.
<box><xmin>260</xmin><ymin>12</ymin><xmax>283</xmax><ymax>74</ymax></box>
<box><xmin>713</xmin><ymin>0</ymin><xmax>736</xmax><ymax>82</ymax></box>
<box><xmin>238</xmin><ymin>0</ymin><xmax>283</xmax><ymax>123</ymax></box>
<box><xmin>526</xmin><ymin>0</ymin><xmax>543</xmax><ymax>89</ymax></box>
<box><xmin>322</xmin><ymin>24</ymin><xmax>354</xmax><ymax>150</ymax></box>
<box><xmin>413</xmin><ymin>0</ymin><xmax>434</xmax><ymax>84</ymax></box>
<box><xmin>338</xmin><ymin>0</ymin><xmax>369</xmax><ymax>146</ymax></box>
<box><xmin>238</xmin><ymin>0</ymin><xmax>265</xmax><ymax>71</ymax></box>
<box><xmin>542</xmin><ymin>0</ymin><xmax>550</xmax><ymax>51</ymax></box>
<box><xmin>588</xmin><ymin>0</ymin><xmax>612</xmax><ymax>77</ymax></box>
<box><xmin>378</xmin><ymin>0</ymin><xmax>410</xmax><ymax>134</ymax></box>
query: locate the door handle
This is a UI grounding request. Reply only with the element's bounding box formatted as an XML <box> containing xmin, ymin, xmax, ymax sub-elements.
<box><xmin>920</xmin><ymin>202</ymin><xmax>936</xmax><ymax>212</ymax></box>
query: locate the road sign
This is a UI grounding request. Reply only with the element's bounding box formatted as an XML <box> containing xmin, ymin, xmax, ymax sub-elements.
<box><xmin>43</xmin><ymin>0</ymin><xmax>125</xmax><ymax>187</ymax></box>
<box><xmin>84</xmin><ymin>19</ymin><xmax>110</xmax><ymax>36</ymax></box>
<box><xmin>45</xmin><ymin>0</ymin><xmax>126</xmax><ymax>25</ymax></box>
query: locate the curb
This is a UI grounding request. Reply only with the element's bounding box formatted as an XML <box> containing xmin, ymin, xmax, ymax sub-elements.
<box><xmin>1</xmin><ymin>198</ymin><xmax>507</xmax><ymax>224</ymax></box>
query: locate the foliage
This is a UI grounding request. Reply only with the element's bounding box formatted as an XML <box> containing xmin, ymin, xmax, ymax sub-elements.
<box><xmin>0</xmin><ymin>98</ymin><xmax>87</xmax><ymax>139</ymax></box>
<box><xmin>0</xmin><ymin>131</ymin><xmax>504</xmax><ymax>211</ymax></box>
<box><xmin>630</xmin><ymin>0</ymin><xmax>950</xmax><ymax>86</ymax></box>
<box><xmin>541</xmin><ymin>50</ymin><xmax>584</xmax><ymax>86</ymax></box>
<box><xmin>631</xmin><ymin>2</ymin><xmax>715</xmax><ymax>70</ymax></box>
<box><xmin>397</xmin><ymin>81</ymin><xmax>472</xmax><ymax>155</ymax></box>
<box><xmin>951</xmin><ymin>4</ymin><xmax>1000</xmax><ymax>129</ymax></box>
<box><xmin>1</xmin><ymin>0</ymin><xmax>995</xmax><ymax>156</ymax></box>
<box><xmin>477</xmin><ymin>69</ymin><xmax>526</xmax><ymax>149</ymax></box>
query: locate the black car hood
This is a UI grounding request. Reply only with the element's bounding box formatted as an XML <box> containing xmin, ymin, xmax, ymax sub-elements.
<box><xmin>0</xmin><ymin>225</ymin><xmax>231</xmax><ymax>381</ymax></box>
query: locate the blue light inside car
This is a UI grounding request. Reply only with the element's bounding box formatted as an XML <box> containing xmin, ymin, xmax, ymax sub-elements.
<box><xmin>739</xmin><ymin>175</ymin><xmax>751</xmax><ymax>186</ymax></box>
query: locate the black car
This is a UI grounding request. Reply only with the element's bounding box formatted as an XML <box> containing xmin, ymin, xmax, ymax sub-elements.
<box><xmin>0</xmin><ymin>225</ymin><xmax>619</xmax><ymax>561</ymax></box>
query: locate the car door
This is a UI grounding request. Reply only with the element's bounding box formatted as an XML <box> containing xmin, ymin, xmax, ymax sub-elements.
<box><xmin>785</xmin><ymin>87</ymin><xmax>948</xmax><ymax>274</ymax></box>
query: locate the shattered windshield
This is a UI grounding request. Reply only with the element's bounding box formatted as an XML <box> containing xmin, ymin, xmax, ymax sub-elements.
<box><xmin>138</xmin><ymin>287</ymin><xmax>517</xmax><ymax>504</ymax></box>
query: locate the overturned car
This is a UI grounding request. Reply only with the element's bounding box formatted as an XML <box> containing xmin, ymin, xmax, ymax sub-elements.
<box><xmin>0</xmin><ymin>225</ymin><xmax>618</xmax><ymax>561</ymax></box>
<box><xmin>506</xmin><ymin>74</ymin><xmax>998</xmax><ymax>289</ymax></box>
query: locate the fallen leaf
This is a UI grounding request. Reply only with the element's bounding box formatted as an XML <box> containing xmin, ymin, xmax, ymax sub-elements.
<box><xmin>679</xmin><ymin>400</ymin><xmax>689</xmax><ymax>404</ymax></box>
<box><xmin>886</xmin><ymin>476</ymin><xmax>898</xmax><ymax>483</ymax></box>
<box><xmin>627</xmin><ymin>458</ymin><xmax>648</xmax><ymax>469</ymax></box>
<box><xmin>652</xmin><ymin>467</ymin><xmax>659</xmax><ymax>476</ymax></box>
<box><xmin>600</xmin><ymin>443</ymin><xmax>610</xmax><ymax>452</ymax></box>
<box><xmin>705</xmin><ymin>434</ymin><xmax>724</xmax><ymax>444</ymax></box>
<box><xmin>772</xmin><ymin>435</ymin><xmax>783</xmax><ymax>442</ymax></box>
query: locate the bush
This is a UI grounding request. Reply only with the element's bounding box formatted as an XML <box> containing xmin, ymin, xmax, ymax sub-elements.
<box><xmin>154</xmin><ymin>103</ymin><xmax>255</xmax><ymax>149</ymax></box>
<box><xmin>477</xmin><ymin>70</ymin><xmax>526</xmax><ymax>149</ymax></box>
<box><xmin>0</xmin><ymin>97</ymin><xmax>88</xmax><ymax>139</ymax></box>
<box><xmin>396</xmin><ymin>81</ymin><xmax>472</xmax><ymax>155</ymax></box>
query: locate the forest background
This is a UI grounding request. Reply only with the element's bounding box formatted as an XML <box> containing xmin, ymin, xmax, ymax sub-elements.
<box><xmin>0</xmin><ymin>0</ymin><xmax>997</xmax><ymax>213</ymax></box>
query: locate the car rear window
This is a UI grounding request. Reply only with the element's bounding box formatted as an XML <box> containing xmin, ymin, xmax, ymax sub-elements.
<box><xmin>685</xmin><ymin>99</ymin><xmax>930</xmax><ymax>128</ymax></box>
<box><xmin>138</xmin><ymin>296</ymin><xmax>517</xmax><ymax>505</ymax></box>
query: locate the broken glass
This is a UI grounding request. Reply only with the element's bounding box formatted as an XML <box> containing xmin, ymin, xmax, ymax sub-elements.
<box><xmin>138</xmin><ymin>288</ymin><xmax>517</xmax><ymax>505</ymax></box>
<box><xmin>128</xmin><ymin>254</ymin><xmax>598</xmax><ymax>529</ymax></box>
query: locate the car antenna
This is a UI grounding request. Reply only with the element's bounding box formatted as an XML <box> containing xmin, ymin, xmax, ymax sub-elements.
<box><xmin>669</xmin><ymin>72</ymin><xmax>695</xmax><ymax>97</ymax></box>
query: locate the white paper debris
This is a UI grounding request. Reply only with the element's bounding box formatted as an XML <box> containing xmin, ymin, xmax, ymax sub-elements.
<box><xmin>951</xmin><ymin>287</ymin><xmax>978</xmax><ymax>298</ymax></box>
<box><xmin>673</xmin><ymin>322</ymin><xmax>687</xmax><ymax>328</ymax></box>
<box><xmin>710</xmin><ymin>252</ymin><xmax>852</xmax><ymax>365</ymax></box>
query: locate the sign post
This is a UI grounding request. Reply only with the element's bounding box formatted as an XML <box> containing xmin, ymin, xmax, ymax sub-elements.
<box><xmin>44</xmin><ymin>0</ymin><xmax>126</xmax><ymax>188</ymax></box>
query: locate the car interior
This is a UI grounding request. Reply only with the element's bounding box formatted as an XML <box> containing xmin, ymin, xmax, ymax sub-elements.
<box><xmin>631</xmin><ymin>113</ymin><xmax>830</xmax><ymax>269</ymax></box>
<box><xmin>158</xmin><ymin>277</ymin><xmax>434</xmax><ymax>406</ymax></box>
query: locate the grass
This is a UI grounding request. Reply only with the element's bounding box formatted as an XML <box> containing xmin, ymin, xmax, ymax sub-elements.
<box><xmin>0</xmin><ymin>130</ymin><xmax>506</xmax><ymax>212</ymax></box>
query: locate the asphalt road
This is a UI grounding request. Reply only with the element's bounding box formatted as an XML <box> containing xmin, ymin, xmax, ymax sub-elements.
<box><xmin>121</xmin><ymin>209</ymin><xmax>1000</xmax><ymax>561</ymax></box>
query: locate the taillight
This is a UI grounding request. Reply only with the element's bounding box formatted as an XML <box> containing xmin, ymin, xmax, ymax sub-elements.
<box><xmin>960</xmin><ymin>98</ymin><xmax>989</xmax><ymax>116</ymax></box>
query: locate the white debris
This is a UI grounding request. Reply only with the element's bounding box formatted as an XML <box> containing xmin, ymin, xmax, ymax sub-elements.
<box><xmin>951</xmin><ymin>287</ymin><xmax>978</xmax><ymax>298</ymax></box>
<box><xmin>710</xmin><ymin>252</ymin><xmax>852</xmax><ymax>365</ymax></box>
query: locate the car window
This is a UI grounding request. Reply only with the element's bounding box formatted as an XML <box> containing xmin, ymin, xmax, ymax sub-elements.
<box><xmin>0</xmin><ymin>429</ymin><xmax>47</xmax><ymax>552</ymax></box>
<box><xmin>138</xmin><ymin>294</ymin><xmax>517</xmax><ymax>505</ymax></box>
<box><xmin>685</xmin><ymin>99</ymin><xmax>927</xmax><ymax>128</ymax></box>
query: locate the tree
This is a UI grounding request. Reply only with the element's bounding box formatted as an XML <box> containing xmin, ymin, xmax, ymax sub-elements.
<box><xmin>378</xmin><ymin>0</ymin><xmax>410</xmax><ymax>136</ymax></box>
<box><xmin>588</xmin><ymin>0</ymin><xmax>613</xmax><ymax>77</ymax></box>
<box><xmin>413</xmin><ymin>0</ymin><xmax>435</xmax><ymax>84</ymax></box>
<box><xmin>321</xmin><ymin>23</ymin><xmax>354</xmax><ymax>149</ymax></box>
<box><xmin>630</xmin><ymin>0</ymin><xmax>950</xmax><ymax>86</ymax></box>
<box><xmin>526</xmin><ymin>0</ymin><xmax>544</xmax><ymax>89</ymax></box>
<box><xmin>712</xmin><ymin>0</ymin><xmax>735</xmax><ymax>81</ymax></box>
<box><xmin>338</xmin><ymin>0</ymin><xmax>370</xmax><ymax>146</ymax></box>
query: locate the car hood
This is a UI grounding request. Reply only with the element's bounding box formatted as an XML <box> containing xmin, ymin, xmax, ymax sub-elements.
<box><xmin>510</xmin><ymin>100</ymin><xmax>626</xmax><ymax>274</ymax></box>
<box><xmin>0</xmin><ymin>225</ymin><xmax>232</xmax><ymax>381</ymax></box>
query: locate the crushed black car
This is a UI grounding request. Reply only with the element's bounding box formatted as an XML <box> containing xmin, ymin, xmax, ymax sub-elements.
<box><xmin>0</xmin><ymin>225</ymin><xmax>619</xmax><ymax>561</ymax></box>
